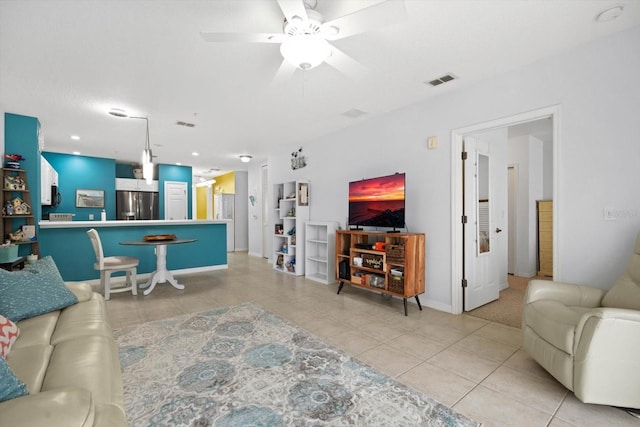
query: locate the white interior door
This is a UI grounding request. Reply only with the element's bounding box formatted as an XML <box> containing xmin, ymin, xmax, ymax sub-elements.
<box><xmin>464</xmin><ymin>136</ymin><xmax>504</xmax><ymax>310</ymax></box>
<box><xmin>164</xmin><ymin>181</ymin><xmax>188</xmax><ymax>220</ymax></box>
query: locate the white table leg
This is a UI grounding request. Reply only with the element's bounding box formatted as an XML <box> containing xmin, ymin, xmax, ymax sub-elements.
<box><xmin>142</xmin><ymin>244</ymin><xmax>184</xmax><ymax>295</ymax></box>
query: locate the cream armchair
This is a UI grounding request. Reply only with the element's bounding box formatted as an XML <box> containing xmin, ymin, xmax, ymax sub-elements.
<box><xmin>522</xmin><ymin>232</ymin><xmax>640</xmax><ymax>409</ymax></box>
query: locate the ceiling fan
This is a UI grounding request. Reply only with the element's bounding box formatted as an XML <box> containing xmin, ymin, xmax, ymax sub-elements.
<box><xmin>200</xmin><ymin>0</ymin><xmax>406</xmax><ymax>82</ymax></box>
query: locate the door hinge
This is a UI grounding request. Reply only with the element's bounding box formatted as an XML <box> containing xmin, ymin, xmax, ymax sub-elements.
<box><xmin>462</xmin><ymin>279</ymin><xmax>468</xmax><ymax>288</ymax></box>
<box><xmin>461</xmin><ymin>151</ymin><xmax>468</xmax><ymax>160</ymax></box>
<box><xmin>461</xmin><ymin>215</ymin><xmax>468</xmax><ymax>224</ymax></box>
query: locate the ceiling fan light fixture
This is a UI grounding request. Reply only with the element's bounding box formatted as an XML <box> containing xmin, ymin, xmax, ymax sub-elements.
<box><xmin>280</xmin><ymin>34</ymin><xmax>331</xmax><ymax>70</ymax></box>
<box><xmin>108</xmin><ymin>108</ymin><xmax>128</xmax><ymax>118</ymax></box>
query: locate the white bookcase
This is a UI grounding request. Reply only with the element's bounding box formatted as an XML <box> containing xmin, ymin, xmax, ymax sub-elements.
<box><xmin>272</xmin><ymin>180</ymin><xmax>309</xmax><ymax>276</ymax></box>
<box><xmin>305</xmin><ymin>221</ymin><xmax>339</xmax><ymax>284</ymax></box>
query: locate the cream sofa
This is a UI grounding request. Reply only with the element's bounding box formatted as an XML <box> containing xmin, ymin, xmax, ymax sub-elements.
<box><xmin>522</xmin><ymin>232</ymin><xmax>640</xmax><ymax>409</ymax></box>
<box><xmin>0</xmin><ymin>282</ymin><xmax>127</xmax><ymax>427</ymax></box>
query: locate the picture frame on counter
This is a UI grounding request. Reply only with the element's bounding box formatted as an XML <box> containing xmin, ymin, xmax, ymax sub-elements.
<box><xmin>76</xmin><ymin>189</ymin><xmax>105</xmax><ymax>208</ymax></box>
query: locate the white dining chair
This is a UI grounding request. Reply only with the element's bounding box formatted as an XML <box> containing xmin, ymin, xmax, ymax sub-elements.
<box><xmin>86</xmin><ymin>228</ymin><xmax>139</xmax><ymax>300</ymax></box>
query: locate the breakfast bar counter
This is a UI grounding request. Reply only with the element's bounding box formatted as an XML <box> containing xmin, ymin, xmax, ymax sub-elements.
<box><xmin>38</xmin><ymin>219</ymin><xmax>228</xmax><ymax>281</ymax></box>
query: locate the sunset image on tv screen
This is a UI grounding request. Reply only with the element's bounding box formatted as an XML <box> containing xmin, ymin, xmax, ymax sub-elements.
<box><xmin>349</xmin><ymin>173</ymin><xmax>405</xmax><ymax>228</ymax></box>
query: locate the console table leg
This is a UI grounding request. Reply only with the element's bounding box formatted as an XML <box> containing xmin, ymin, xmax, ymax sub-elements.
<box><xmin>415</xmin><ymin>295</ymin><xmax>423</xmax><ymax>311</ymax></box>
<box><xmin>403</xmin><ymin>298</ymin><xmax>408</xmax><ymax>316</ymax></box>
<box><xmin>337</xmin><ymin>281</ymin><xmax>344</xmax><ymax>294</ymax></box>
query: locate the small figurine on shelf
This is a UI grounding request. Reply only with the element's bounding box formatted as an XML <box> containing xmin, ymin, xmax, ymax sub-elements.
<box><xmin>4</xmin><ymin>200</ymin><xmax>14</xmax><ymax>216</ymax></box>
<box><xmin>9</xmin><ymin>228</ymin><xmax>25</xmax><ymax>242</ymax></box>
<box><xmin>4</xmin><ymin>175</ymin><xmax>26</xmax><ymax>190</ymax></box>
<box><xmin>285</xmin><ymin>258</ymin><xmax>296</xmax><ymax>272</ymax></box>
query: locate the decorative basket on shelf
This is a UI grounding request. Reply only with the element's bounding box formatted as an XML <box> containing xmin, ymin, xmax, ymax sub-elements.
<box><xmin>388</xmin><ymin>276</ymin><xmax>404</xmax><ymax>294</ymax></box>
<box><xmin>386</xmin><ymin>244</ymin><xmax>405</xmax><ymax>263</ymax></box>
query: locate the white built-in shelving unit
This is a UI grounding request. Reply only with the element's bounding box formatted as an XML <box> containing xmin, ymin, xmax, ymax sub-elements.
<box><xmin>305</xmin><ymin>221</ymin><xmax>339</xmax><ymax>284</ymax></box>
<box><xmin>272</xmin><ymin>180</ymin><xmax>309</xmax><ymax>276</ymax></box>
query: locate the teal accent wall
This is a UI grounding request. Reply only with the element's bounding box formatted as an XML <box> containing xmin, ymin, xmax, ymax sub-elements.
<box><xmin>115</xmin><ymin>162</ymin><xmax>135</xmax><ymax>178</ymax></box>
<box><xmin>158</xmin><ymin>164</ymin><xmax>192</xmax><ymax>219</ymax></box>
<box><xmin>4</xmin><ymin>113</ymin><xmax>41</xmax><ymax>256</ymax></box>
<box><xmin>42</xmin><ymin>152</ymin><xmax>116</xmax><ymax>221</ymax></box>
<box><xmin>39</xmin><ymin>223</ymin><xmax>227</xmax><ymax>281</ymax></box>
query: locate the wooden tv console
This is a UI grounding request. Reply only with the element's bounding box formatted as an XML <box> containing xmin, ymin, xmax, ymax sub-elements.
<box><xmin>335</xmin><ymin>230</ymin><xmax>425</xmax><ymax>316</ymax></box>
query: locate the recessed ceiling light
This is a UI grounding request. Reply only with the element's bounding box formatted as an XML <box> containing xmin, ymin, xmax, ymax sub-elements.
<box><xmin>595</xmin><ymin>5</ymin><xmax>624</xmax><ymax>22</ymax></box>
<box><xmin>71</xmin><ymin>135</ymin><xmax>80</xmax><ymax>140</ymax></box>
<box><xmin>239</xmin><ymin>155</ymin><xmax>252</xmax><ymax>163</ymax></box>
<box><xmin>107</xmin><ymin>108</ymin><xmax>128</xmax><ymax>118</ymax></box>
<box><xmin>72</xmin><ymin>151</ymin><xmax>81</xmax><ymax>155</ymax></box>
<box><xmin>176</xmin><ymin>162</ymin><xmax>182</xmax><ymax>166</ymax></box>
<box><xmin>192</xmin><ymin>152</ymin><xmax>200</xmax><ymax>156</ymax></box>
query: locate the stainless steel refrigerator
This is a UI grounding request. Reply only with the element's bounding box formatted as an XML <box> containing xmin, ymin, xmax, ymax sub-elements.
<box><xmin>116</xmin><ymin>191</ymin><xmax>159</xmax><ymax>220</ymax></box>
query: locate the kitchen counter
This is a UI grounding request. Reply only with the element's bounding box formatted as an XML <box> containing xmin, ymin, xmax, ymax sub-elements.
<box><xmin>39</xmin><ymin>219</ymin><xmax>230</xmax><ymax>228</ymax></box>
<box><xmin>38</xmin><ymin>219</ymin><xmax>228</xmax><ymax>281</ymax></box>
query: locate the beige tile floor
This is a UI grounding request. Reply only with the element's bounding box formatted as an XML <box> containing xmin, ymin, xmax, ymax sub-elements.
<box><xmin>105</xmin><ymin>253</ymin><xmax>639</xmax><ymax>427</ymax></box>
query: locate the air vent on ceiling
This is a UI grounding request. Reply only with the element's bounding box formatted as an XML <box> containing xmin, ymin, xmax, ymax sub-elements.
<box><xmin>176</xmin><ymin>121</ymin><xmax>195</xmax><ymax>128</ymax></box>
<box><xmin>341</xmin><ymin>108</ymin><xmax>368</xmax><ymax>119</ymax></box>
<box><xmin>426</xmin><ymin>74</ymin><xmax>456</xmax><ymax>87</ymax></box>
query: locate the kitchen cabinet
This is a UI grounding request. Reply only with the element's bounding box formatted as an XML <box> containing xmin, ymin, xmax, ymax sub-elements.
<box><xmin>115</xmin><ymin>178</ymin><xmax>158</xmax><ymax>192</ymax></box>
<box><xmin>40</xmin><ymin>156</ymin><xmax>59</xmax><ymax>205</ymax></box>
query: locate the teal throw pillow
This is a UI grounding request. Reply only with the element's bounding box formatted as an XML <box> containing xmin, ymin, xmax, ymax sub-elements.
<box><xmin>0</xmin><ymin>256</ymin><xmax>78</xmax><ymax>322</ymax></box>
<box><xmin>0</xmin><ymin>355</ymin><xmax>28</xmax><ymax>402</ymax></box>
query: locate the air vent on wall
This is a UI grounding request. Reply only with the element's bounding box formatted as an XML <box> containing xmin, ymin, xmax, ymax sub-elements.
<box><xmin>426</xmin><ymin>74</ymin><xmax>456</xmax><ymax>87</ymax></box>
<box><xmin>176</xmin><ymin>121</ymin><xmax>195</xmax><ymax>127</ymax></box>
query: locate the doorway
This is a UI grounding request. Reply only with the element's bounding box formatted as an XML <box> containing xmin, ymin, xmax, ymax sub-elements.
<box><xmin>164</xmin><ymin>181</ymin><xmax>188</xmax><ymax>220</ymax></box>
<box><xmin>452</xmin><ymin>106</ymin><xmax>559</xmax><ymax>314</ymax></box>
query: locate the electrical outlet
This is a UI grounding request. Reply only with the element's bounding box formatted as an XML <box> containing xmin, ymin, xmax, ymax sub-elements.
<box><xmin>603</xmin><ymin>207</ymin><xmax>616</xmax><ymax>221</ymax></box>
<box><xmin>89</xmin><ymin>214</ymin><xmax>94</xmax><ymax>220</ymax></box>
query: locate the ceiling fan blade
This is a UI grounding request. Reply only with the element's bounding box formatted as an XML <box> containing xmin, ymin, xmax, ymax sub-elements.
<box><xmin>276</xmin><ymin>0</ymin><xmax>308</xmax><ymax>22</ymax></box>
<box><xmin>322</xmin><ymin>0</ymin><xmax>407</xmax><ymax>41</ymax></box>
<box><xmin>324</xmin><ymin>45</ymin><xmax>369</xmax><ymax>81</ymax></box>
<box><xmin>200</xmin><ymin>32</ymin><xmax>284</xmax><ymax>43</ymax></box>
<box><xmin>271</xmin><ymin>60</ymin><xmax>297</xmax><ymax>86</ymax></box>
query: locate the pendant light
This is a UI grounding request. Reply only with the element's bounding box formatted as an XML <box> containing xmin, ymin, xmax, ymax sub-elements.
<box><xmin>131</xmin><ymin>116</ymin><xmax>153</xmax><ymax>184</ymax></box>
<box><xmin>108</xmin><ymin>109</ymin><xmax>154</xmax><ymax>183</ymax></box>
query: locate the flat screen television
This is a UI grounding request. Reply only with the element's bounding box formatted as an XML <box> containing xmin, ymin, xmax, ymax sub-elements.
<box><xmin>348</xmin><ymin>173</ymin><xmax>405</xmax><ymax>229</ymax></box>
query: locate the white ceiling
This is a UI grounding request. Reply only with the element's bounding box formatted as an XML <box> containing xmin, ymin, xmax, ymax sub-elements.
<box><xmin>1</xmin><ymin>0</ymin><xmax>638</xmax><ymax>178</ymax></box>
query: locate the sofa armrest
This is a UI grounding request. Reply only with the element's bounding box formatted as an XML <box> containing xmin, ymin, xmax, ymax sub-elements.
<box><xmin>65</xmin><ymin>282</ymin><xmax>94</xmax><ymax>302</ymax></box>
<box><xmin>524</xmin><ymin>280</ymin><xmax>605</xmax><ymax>308</ymax></box>
<box><xmin>0</xmin><ymin>387</ymin><xmax>94</xmax><ymax>427</ymax></box>
<box><xmin>573</xmin><ymin>307</ymin><xmax>640</xmax><ymax>407</ymax></box>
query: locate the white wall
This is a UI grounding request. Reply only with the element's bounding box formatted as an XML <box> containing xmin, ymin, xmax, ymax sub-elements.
<box><xmin>234</xmin><ymin>171</ymin><xmax>249</xmax><ymax>251</ymax></box>
<box><xmin>508</xmin><ymin>135</ymin><xmax>544</xmax><ymax>277</ymax></box>
<box><xmin>247</xmin><ymin>162</ymin><xmax>266</xmax><ymax>258</ymax></box>
<box><xmin>255</xmin><ymin>27</ymin><xmax>640</xmax><ymax>311</ymax></box>
<box><xmin>542</xmin><ymin>139</ymin><xmax>553</xmax><ymax>199</ymax></box>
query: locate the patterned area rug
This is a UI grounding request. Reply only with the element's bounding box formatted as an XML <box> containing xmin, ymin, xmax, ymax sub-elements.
<box><xmin>115</xmin><ymin>303</ymin><xmax>480</xmax><ymax>426</ymax></box>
